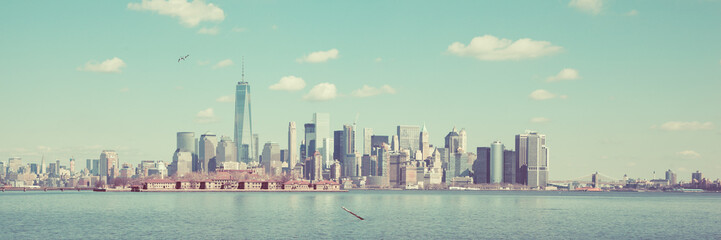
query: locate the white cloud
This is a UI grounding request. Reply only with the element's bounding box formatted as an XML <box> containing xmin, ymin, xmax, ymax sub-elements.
<box><xmin>77</xmin><ymin>57</ymin><xmax>126</xmax><ymax>73</ymax></box>
<box><xmin>197</xmin><ymin>26</ymin><xmax>218</xmax><ymax>35</ymax></box>
<box><xmin>569</xmin><ymin>0</ymin><xmax>603</xmax><ymax>15</ymax></box>
<box><xmin>297</xmin><ymin>49</ymin><xmax>339</xmax><ymax>63</ymax></box>
<box><xmin>677</xmin><ymin>150</ymin><xmax>701</xmax><ymax>159</ymax></box>
<box><xmin>127</xmin><ymin>0</ymin><xmax>225</xmax><ymax>28</ymax></box>
<box><xmin>232</xmin><ymin>27</ymin><xmax>246</xmax><ymax>32</ymax></box>
<box><xmin>352</xmin><ymin>85</ymin><xmax>396</xmax><ymax>98</ymax></box>
<box><xmin>195</xmin><ymin>108</ymin><xmax>217</xmax><ymax>123</ymax></box>
<box><xmin>375</xmin><ymin>57</ymin><xmax>383</xmax><ymax>62</ymax></box>
<box><xmin>197</xmin><ymin>60</ymin><xmax>210</xmax><ymax>65</ymax></box>
<box><xmin>271</xmin><ymin>25</ymin><xmax>278</xmax><ymax>30</ymax></box>
<box><xmin>559</xmin><ymin>95</ymin><xmax>569</xmax><ymax>100</ymax></box>
<box><xmin>447</xmin><ymin>35</ymin><xmax>562</xmax><ymax>61</ymax></box>
<box><xmin>216</xmin><ymin>95</ymin><xmax>233</xmax><ymax>103</ymax></box>
<box><xmin>119</xmin><ymin>87</ymin><xmax>129</xmax><ymax>92</ymax></box>
<box><xmin>547</xmin><ymin>68</ymin><xmax>580</xmax><ymax>82</ymax></box>
<box><xmin>213</xmin><ymin>59</ymin><xmax>233</xmax><ymax>69</ymax></box>
<box><xmin>529</xmin><ymin>89</ymin><xmax>557</xmax><ymax>100</ymax></box>
<box><xmin>530</xmin><ymin>117</ymin><xmax>550</xmax><ymax>123</ymax></box>
<box><xmin>269</xmin><ymin>76</ymin><xmax>306</xmax><ymax>91</ymax></box>
<box><xmin>626</xmin><ymin>10</ymin><xmax>639</xmax><ymax>16</ymax></box>
<box><xmin>303</xmin><ymin>83</ymin><xmax>337</xmax><ymax>101</ymax></box>
<box><xmin>658</xmin><ymin>121</ymin><xmax>714</xmax><ymax>131</ymax></box>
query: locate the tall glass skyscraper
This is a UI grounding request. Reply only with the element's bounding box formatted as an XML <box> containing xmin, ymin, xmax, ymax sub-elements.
<box><xmin>490</xmin><ymin>141</ymin><xmax>504</xmax><ymax>184</ymax></box>
<box><xmin>235</xmin><ymin>80</ymin><xmax>254</xmax><ymax>163</ymax></box>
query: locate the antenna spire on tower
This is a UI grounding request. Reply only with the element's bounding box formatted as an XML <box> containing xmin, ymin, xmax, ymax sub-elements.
<box><xmin>241</xmin><ymin>57</ymin><xmax>245</xmax><ymax>83</ymax></box>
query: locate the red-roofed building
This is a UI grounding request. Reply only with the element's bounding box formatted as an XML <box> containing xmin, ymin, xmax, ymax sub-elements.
<box><xmin>283</xmin><ymin>180</ymin><xmax>312</xmax><ymax>190</ymax></box>
<box><xmin>238</xmin><ymin>180</ymin><xmax>263</xmax><ymax>190</ymax></box>
<box><xmin>313</xmin><ymin>180</ymin><xmax>341</xmax><ymax>191</ymax></box>
<box><xmin>143</xmin><ymin>179</ymin><xmax>176</xmax><ymax>190</ymax></box>
<box><xmin>262</xmin><ymin>181</ymin><xmax>282</xmax><ymax>190</ymax></box>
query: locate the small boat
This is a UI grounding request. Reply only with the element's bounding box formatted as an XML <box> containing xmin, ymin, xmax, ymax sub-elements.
<box><xmin>93</xmin><ymin>188</ymin><xmax>107</xmax><ymax>192</ymax></box>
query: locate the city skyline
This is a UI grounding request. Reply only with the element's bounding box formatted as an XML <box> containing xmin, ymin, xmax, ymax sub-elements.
<box><xmin>1</xmin><ymin>1</ymin><xmax>721</xmax><ymax>181</ymax></box>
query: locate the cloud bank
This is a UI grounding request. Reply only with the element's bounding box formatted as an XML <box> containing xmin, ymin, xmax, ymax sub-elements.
<box><xmin>127</xmin><ymin>0</ymin><xmax>225</xmax><ymax>27</ymax></box>
<box><xmin>447</xmin><ymin>35</ymin><xmax>562</xmax><ymax>61</ymax></box>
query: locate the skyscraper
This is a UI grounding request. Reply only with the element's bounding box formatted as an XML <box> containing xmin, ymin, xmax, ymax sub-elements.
<box><xmin>313</xmin><ymin>113</ymin><xmax>332</xmax><ymax>168</ymax></box>
<box><xmin>458</xmin><ymin>128</ymin><xmax>467</xmax><ymax>153</ymax></box>
<box><xmin>333</xmin><ymin>130</ymin><xmax>343</xmax><ymax>161</ymax></box>
<box><xmin>391</xmin><ymin>135</ymin><xmax>399</xmax><ymax>152</ymax></box>
<box><xmin>304</xmin><ymin>123</ymin><xmax>316</xmax><ymax>159</ymax></box>
<box><xmin>69</xmin><ymin>158</ymin><xmax>75</xmax><ymax>173</ymax></box>
<box><xmin>176</xmin><ymin>132</ymin><xmax>198</xmax><ymax>171</ymax></box>
<box><xmin>371</xmin><ymin>135</ymin><xmax>389</xmax><ymax>149</ymax></box>
<box><xmin>262</xmin><ymin>142</ymin><xmax>281</xmax><ymax>176</ymax></box>
<box><xmin>341</xmin><ymin>125</ymin><xmax>355</xmax><ymax>156</ymax></box>
<box><xmin>445</xmin><ymin>127</ymin><xmax>461</xmax><ymax>154</ymax></box>
<box><xmin>397</xmin><ymin>125</ymin><xmax>420</xmax><ymax>153</ymax></box>
<box><xmin>99</xmin><ymin>150</ymin><xmax>118</xmax><ymax>183</ymax></box>
<box><xmin>288</xmin><ymin>122</ymin><xmax>297</xmax><ymax>169</ymax></box>
<box><xmin>199</xmin><ymin>132</ymin><xmax>218</xmax><ymax>173</ymax></box>
<box><xmin>363</xmin><ymin>128</ymin><xmax>373</xmax><ymax>155</ymax></box>
<box><xmin>515</xmin><ymin>134</ymin><xmax>528</xmax><ymax>185</ymax></box>
<box><xmin>313</xmin><ymin>113</ymin><xmax>330</xmax><ymax>142</ymax></box>
<box><xmin>235</xmin><ymin>75</ymin><xmax>254</xmax><ymax>163</ymax></box>
<box><xmin>474</xmin><ymin>147</ymin><xmax>490</xmax><ymax>184</ymax></box>
<box><xmin>176</xmin><ymin>132</ymin><xmax>195</xmax><ymax>153</ymax></box>
<box><xmin>172</xmin><ymin>151</ymin><xmax>192</xmax><ymax>177</ymax></box>
<box><xmin>665</xmin><ymin>169</ymin><xmax>677</xmax><ymax>185</ymax></box>
<box><xmin>517</xmin><ymin>132</ymin><xmax>549</xmax><ymax>189</ymax></box>
<box><xmin>419</xmin><ymin>124</ymin><xmax>430</xmax><ymax>160</ymax></box>
<box><xmin>692</xmin><ymin>171</ymin><xmax>703</xmax><ymax>183</ymax></box>
<box><xmin>503</xmin><ymin>150</ymin><xmax>517</xmax><ymax>184</ymax></box>
<box><xmin>215</xmin><ymin>137</ymin><xmax>237</xmax><ymax>171</ymax></box>
<box><xmin>490</xmin><ymin>141</ymin><xmax>504</xmax><ymax>184</ymax></box>
<box><xmin>309</xmin><ymin>151</ymin><xmax>323</xmax><ymax>181</ymax></box>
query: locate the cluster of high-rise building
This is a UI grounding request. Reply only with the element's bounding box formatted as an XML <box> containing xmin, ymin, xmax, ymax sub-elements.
<box><xmin>149</xmin><ymin>77</ymin><xmax>554</xmax><ymax>189</ymax></box>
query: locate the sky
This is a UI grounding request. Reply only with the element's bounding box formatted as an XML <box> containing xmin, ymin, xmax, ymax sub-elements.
<box><xmin>1</xmin><ymin>0</ymin><xmax>720</xmax><ymax>181</ymax></box>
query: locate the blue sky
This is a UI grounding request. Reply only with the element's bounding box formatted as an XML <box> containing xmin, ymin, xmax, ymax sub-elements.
<box><xmin>1</xmin><ymin>0</ymin><xmax>720</xmax><ymax>181</ymax></box>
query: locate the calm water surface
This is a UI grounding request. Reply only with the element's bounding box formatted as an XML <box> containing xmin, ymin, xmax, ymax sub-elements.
<box><xmin>2</xmin><ymin>191</ymin><xmax>720</xmax><ymax>239</ymax></box>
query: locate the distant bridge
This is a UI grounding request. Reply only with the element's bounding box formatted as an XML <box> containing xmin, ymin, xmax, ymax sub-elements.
<box><xmin>549</xmin><ymin>172</ymin><xmax>625</xmax><ymax>186</ymax></box>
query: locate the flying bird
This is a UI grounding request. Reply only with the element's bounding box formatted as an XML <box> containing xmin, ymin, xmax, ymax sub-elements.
<box><xmin>178</xmin><ymin>54</ymin><xmax>190</xmax><ymax>62</ymax></box>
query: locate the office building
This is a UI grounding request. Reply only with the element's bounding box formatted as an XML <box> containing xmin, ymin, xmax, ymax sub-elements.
<box><xmin>262</xmin><ymin>142</ymin><xmax>281</xmax><ymax>176</ymax></box>
<box><xmin>517</xmin><ymin>132</ymin><xmax>549</xmax><ymax>189</ymax></box>
<box><xmin>288</xmin><ymin>122</ymin><xmax>297</xmax><ymax>169</ymax></box>
<box><xmin>363</xmin><ymin>128</ymin><xmax>373</xmax><ymax>155</ymax></box>
<box><xmin>474</xmin><ymin>147</ymin><xmax>490</xmax><ymax>184</ymax></box>
<box><xmin>304</xmin><ymin>123</ymin><xmax>316</xmax><ymax>160</ymax></box>
<box><xmin>445</xmin><ymin>127</ymin><xmax>461</xmax><ymax>154</ymax></box>
<box><xmin>459</xmin><ymin>128</ymin><xmax>467</xmax><ymax>153</ymax></box>
<box><xmin>215</xmin><ymin>137</ymin><xmax>237</xmax><ymax>171</ymax></box>
<box><xmin>99</xmin><ymin>150</ymin><xmax>118</xmax><ymax>183</ymax></box>
<box><xmin>665</xmin><ymin>169</ymin><xmax>677</xmax><ymax>185</ymax></box>
<box><xmin>199</xmin><ymin>132</ymin><xmax>218</xmax><ymax>173</ymax></box>
<box><xmin>397</xmin><ymin>125</ymin><xmax>420</xmax><ymax>153</ymax></box>
<box><xmin>692</xmin><ymin>171</ymin><xmax>703</xmax><ymax>183</ymax></box>
<box><xmin>235</xmin><ymin>77</ymin><xmax>254</xmax><ymax>163</ymax></box>
<box><xmin>490</xmin><ymin>141</ymin><xmax>504</xmax><ymax>184</ymax></box>
<box><xmin>371</xmin><ymin>135</ymin><xmax>389</xmax><ymax>149</ymax></box>
<box><xmin>503</xmin><ymin>150</ymin><xmax>517</xmax><ymax>184</ymax></box>
<box><xmin>171</xmin><ymin>151</ymin><xmax>192</xmax><ymax>177</ymax></box>
<box><xmin>333</xmin><ymin>130</ymin><xmax>343</xmax><ymax>161</ymax></box>
<box><xmin>419</xmin><ymin>124</ymin><xmax>430</xmax><ymax>160</ymax></box>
